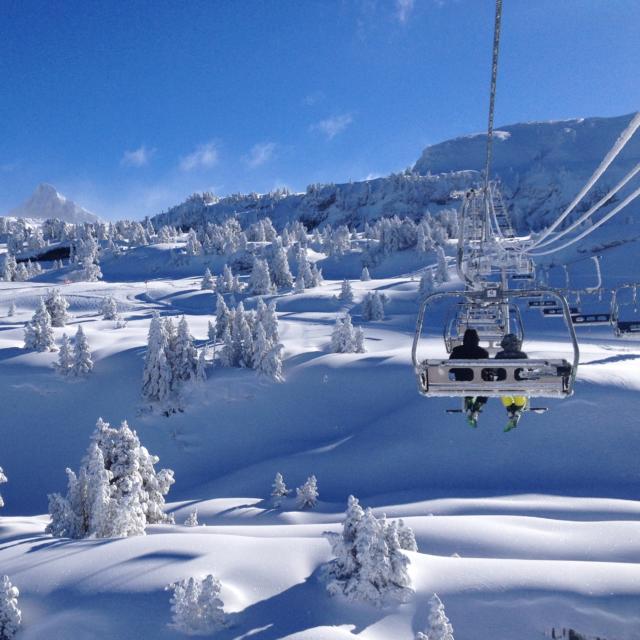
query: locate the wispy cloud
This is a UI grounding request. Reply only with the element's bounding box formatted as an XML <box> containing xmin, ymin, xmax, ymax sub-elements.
<box><xmin>311</xmin><ymin>113</ymin><xmax>354</xmax><ymax>140</ymax></box>
<box><xmin>121</xmin><ymin>145</ymin><xmax>155</xmax><ymax>168</ymax></box>
<box><xmin>179</xmin><ymin>142</ymin><xmax>219</xmax><ymax>172</ymax></box>
<box><xmin>303</xmin><ymin>91</ymin><xmax>325</xmax><ymax>107</ymax></box>
<box><xmin>395</xmin><ymin>0</ymin><xmax>415</xmax><ymax>23</ymax></box>
<box><xmin>244</xmin><ymin>142</ymin><xmax>277</xmax><ymax>168</ymax></box>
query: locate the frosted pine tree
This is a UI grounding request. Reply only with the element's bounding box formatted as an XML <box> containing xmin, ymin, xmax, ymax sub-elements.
<box><xmin>263</xmin><ymin>300</ymin><xmax>279</xmax><ymax>342</ymax></box>
<box><xmin>55</xmin><ymin>333</ymin><xmax>73</xmax><ymax>375</ymax></box>
<box><xmin>419</xmin><ymin>269</ymin><xmax>435</xmax><ymax>297</ymax></box>
<box><xmin>361</xmin><ymin>292</ymin><xmax>384</xmax><ymax>321</ymax></box>
<box><xmin>71</xmin><ymin>325</ymin><xmax>93</xmax><ymax>376</ymax></box>
<box><xmin>435</xmin><ymin>245</ymin><xmax>450</xmax><ymax>283</ymax></box>
<box><xmin>201</xmin><ymin>267</ymin><xmax>215</xmax><ymax>290</ymax></box>
<box><xmin>174</xmin><ymin>316</ymin><xmax>198</xmax><ymax>381</ymax></box>
<box><xmin>24</xmin><ymin>298</ymin><xmax>55</xmax><ymax>352</ymax></box>
<box><xmin>0</xmin><ymin>468</ymin><xmax>6</xmax><ymax>509</ymax></box>
<box><xmin>231</xmin><ymin>302</ymin><xmax>253</xmax><ymax>368</ymax></box>
<box><xmin>222</xmin><ymin>264</ymin><xmax>234</xmax><ymax>292</ymax></box>
<box><xmin>397</xmin><ymin>518</ymin><xmax>418</xmax><ymax>552</ymax></box>
<box><xmin>168</xmin><ymin>575</ymin><xmax>226</xmax><ymax>635</ymax></box>
<box><xmin>215</xmin><ymin>293</ymin><xmax>232</xmax><ymax>340</ymax></box>
<box><xmin>354</xmin><ymin>327</ymin><xmax>366</xmax><ymax>353</ymax></box>
<box><xmin>142</xmin><ymin>313</ymin><xmax>173</xmax><ymax>402</ymax></box>
<box><xmin>207</xmin><ymin>320</ymin><xmax>216</xmax><ymax>343</ymax></box>
<box><xmin>271</xmin><ymin>472</ymin><xmax>289</xmax><ymax>498</ymax></box>
<box><xmin>361</xmin><ymin>266</ymin><xmax>371</xmax><ymax>281</ymax></box>
<box><xmin>338</xmin><ymin>279</ymin><xmax>354</xmax><ymax>303</ymax></box>
<box><xmin>296</xmin><ymin>475</ymin><xmax>318</xmax><ymax>509</ymax></box>
<box><xmin>184</xmin><ymin>507</ymin><xmax>199</xmax><ymax>527</ymax></box>
<box><xmin>44</xmin><ymin>288</ymin><xmax>70</xmax><ymax>327</ymax></box>
<box><xmin>296</xmin><ymin>250</ymin><xmax>313</xmax><ymax>287</ymax></box>
<box><xmin>419</xmin><ymin>594</ymin><xmax>454</xmax><ymax>640</ymax></box>
<box><xmin>249</xmin><ymin>257</ymin><xmax>273</xmax><ymax>295</ymax></box>
<box><xmin>310</xmin><ymin>263</ymin><xmax>323</xmax><ymax>287</ymax></box>
<box><xmin>0</xmin><ymin>575</ymin><xmax>21</xmax><ymax>640</ymax></box>
<box><xmin>218</xmin><ymin>326</ymin><xmax>234</xmax><ymax>368</ymax></box>
<box><xmin>100</xmin><ymin>295</ymin><xmax>119</xmax><ymax>320</ymax></box>
<box><xmin>331</xmin><ymin>314</ymin><xmax>363</xmax><ymax>353</ymax></box>
<box><xmin>294</xmin><ymin>271</ymin><xmax>305</xmax><ymax>293</ymax></box>
<box><xmin>7</xmin><ymin>302</ymin><xmax>15</xmax><ymax>317</ymax></box>
<box><xmin>195</xmin><ymin>349</ymin><xmax>207</xmax><ymax>383</ymax></box>
<box><xmin>271</xmin><ymin>241</ymin><xmax>294</xmax><ymax>288</ymax></box>
<box><xmin>185</xmin><ymin>229</ymin><xmax>202</xmax><ymax>256</ymax></box>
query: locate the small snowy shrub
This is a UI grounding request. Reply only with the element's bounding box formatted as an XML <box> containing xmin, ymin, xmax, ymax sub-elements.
<box><xmin>397</xmin><ymin>518</ymin><xmax>418</xmax><ymax>552</ymax></box>
<box><xmin>323</xmin><ymin>495</ymin><xmax>413</xmax><ymax>607</ymax></box>
<box><xmin>271</xmin><ymin>472</ymin><xmax>289</xmax><ymax>504</ymax></box>
<box><xmin>100</xmin><ymin>295</ymin><xmax>119</xmax><ymax>320</ymax></box>
<box><xmin>0</xmin><ymin>575</ymin><xmax>21</xmax><ymax>640</ymax></box>
<box><xmin>200</xmin><ymin>267</ymin><xmax>215</xmax><ymax>291</ymax></box>
<box><xmin>338</xmin><ymin>279</ymin><xmax>354</xmax><ymax>303</ymax></box>
<box><xmin>167</xmin><ymin>575</ymin><xmax>226</xmax><ymax>635</ymax></box>
<box><xmin>7</xmin><ymin>302</ymin><xmax>15</xmax><ymax>317</ymax></box>
<box><xmin>47</xmin><ymin>417</ymin><xmax>175</xmax><ymax>538</ymax></box>
<box><xmin>296</xmin><ymin>475</ymin><xmax>318</xmax><ymax>509</ymax></box>
<box><xmin>360</xmin><ymin>266</ymin><xmax>371</xmax><ymax>281</ymax></box>
<box><xmin>361</xmin><ymin>292</ymin><xmax>385</xmax><ymax>321</ymax></box>
<box><xmin>416</xmin><ymin>594</ymin><xmax>454</xmax><ymax>640</ymax></box>
<box><xmin>184</xmin><ymin>507</ymin><xmax>199</xmax><ymax>527</ymax></box>
<box><xmin>331</xmin><ymin>314</ymin><xmax>366</xmax><ymax>353</ymax></box>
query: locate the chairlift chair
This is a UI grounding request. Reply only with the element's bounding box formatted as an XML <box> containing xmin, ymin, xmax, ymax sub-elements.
<box><xmin>611</xmin><ymin>283</ymin><xmax>640</xmax><ymax>337</ymax></box>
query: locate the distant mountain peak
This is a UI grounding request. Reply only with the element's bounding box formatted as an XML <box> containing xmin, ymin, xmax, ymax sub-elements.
<box><xmin>9</xmin><ymin>183</ymin><xmax>100</xmax><ymax>224</ymax></box>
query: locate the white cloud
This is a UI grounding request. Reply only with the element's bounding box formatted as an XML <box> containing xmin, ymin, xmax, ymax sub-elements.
<box><xmin>244</xmin><ymin>142</ymin><xmax>277</xmax><ymax>169</ymax></box>
<box><xmin>179</xmin><ymin>142</ymin><xmax>219</xmax><ymax>172</ymax></box>
<box><xmin>311</xmin><ymin>113</ymin><xmax>354</xmax><ymax>140</ymax></box>
<box><xmin>303</xmin><ymin>91</ymin><xmax>325</xmax><ymax>107</ymax></box>
<box><xmin>121</xmin><ymin>145</ymin><xmax>155</xmax><ymax>168</ymax></box>
<box><xmin>396</xmin><ymin>0</ymin><xmax>415</xmax><ymax>23</ymax></box>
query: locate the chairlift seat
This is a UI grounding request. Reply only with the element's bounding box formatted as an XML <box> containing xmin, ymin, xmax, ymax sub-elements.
<box><xmin>616</xmin><ymin>321</ymin><xmax>640</xmax><ymax>336</ymax></box>
<box><xmin>416</xmin><ymin>358</ymin><xmax>573</xmax><ymax>398</ymax></box>
<box><xmin>571</xmin><ymin>313</ymin><xmax>611</xmax><ymax>326</ymax></box>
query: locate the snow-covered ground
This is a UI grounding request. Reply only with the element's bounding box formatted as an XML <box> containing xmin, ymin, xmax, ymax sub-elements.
<box><xmin>1</xmin><ymin>242</ymin><xmax>640</xmax><ymax>639</ymax></box>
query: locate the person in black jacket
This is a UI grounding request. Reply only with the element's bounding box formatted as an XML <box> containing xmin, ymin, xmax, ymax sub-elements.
<box><xmin>495</xmin><ymin>333</ymin><xmax>528</xmax><ymax>431</ymax></box>
<box><xmin>449</xmin><ymin>329</ymin><xmax>489</xmax><ymax>427</ymax></box>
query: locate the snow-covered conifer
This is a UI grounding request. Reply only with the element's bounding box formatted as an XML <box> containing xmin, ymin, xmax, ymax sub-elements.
<box><xmin>214</xmin><ymin>293</ymin><xmax>232</xmax><ymax>340</ymax></box>
<box><xmin>201</xmin><ymin>267</ymin><xmax>215</xmax><ymax>290</ymax></box>
<box><xmin>56</xmin><ymin>333</ymin><xmax>73</xmax><ymax>375</ymax></box>
<box><xmin>7</xmin><ymin>302</ymin><xmax>15</xmax><ymax>317</ymax></box>
<box><xmin>361</xmin><ymin>266</ymin><xmax>371</xmax><ymax>281</ymax></box>
<box><xmin>207</xmin><ymin>320</ymin><xmax>216</xmax><ymax>343</ymax></box>
<box><xmin>338</xmin><ymin>279</ymin><xmax>354</xmax><ymax>303</ymax></box>
<box><xmin>174</xmin><ymin>316</ymin><xmax>198</xmax><ymax>381</ymax></box>
<box><xmin>253</xmin><ymin>325</ymin><xmax>284</xmax><ymax>381</ymax></box>
<box><xmin>2</xmin><ymin>253</ymin><xmax>16</xmax><ymax>282</ymax></box>
<box><xmin>195</xmin><ymin>349</ymin><xmax>207</xmax><ymax>383</ymax></box>
<box><xmin>71</xmin><ymin>325</ymin><xmax>93</xmax><ymax>376</ymax></box>
<box><xmin>14</xmin><ymin>263</ymin><xmax>28</xmax><ymax>282</ymax></box>
<box><xmin>263</xmin><ymin>300</ymin><xmax>279</xmax><ymax>343</ymax></box>
<box><xmin>100</xmin><ymin>295</ymin><xmax>119</xmax><ymax>320</ymax></box>
<box><xmin>271</xmin><ymin>472</ymin><xmax>289</xmax><ymax>498</ymax></box>
<box><xmin>0</xmin><ymin>468</ymin><xmax>6</xmax><ymax>510</ymax></box>
<box><xmin>296</xmin><ymin>475</ymin><xmax>318</xmax><ymax>509</ymax></box>
<box><xmin>231</xmin><ymin>302</ymin><xmax>254</xmax><ymax>367</ymax></box>
<box><xmin>0</xmin><ymin>575</ymin><xmax>21</xmax><ymax>640</ymax></box>
<box><xmin>185</xmin><ymin>229</ymin><xmax>202</xmax><ymax>257</ymax></box>
<box><xmin>24</xmin><ymin>298</ymin><xmax>55</xmax><ymax>352</ymax></box>
<box><xmin>222</xmin><ymin>264</ymin><xmax>234</xmax><ymax>292</ymax></box>
<box><xmin>419</xmin><ymin>269</ymin><xmax>435</xmax><ymax>297</ymax></box>
<box><xmin>296</xmin><ymin>250</ymin><xmax>313</xmax><ymax>287</ymax></box>
<box><xmin>331</xmin><ymin>313</ymin><xmax>364</xmax><ymax>353</ymax></box>
<box><xmin>218</xmin><ymin>326</ymin><xmax>234</xmax><ymax>368</ymax></box>
<box><xmin>354</xmin><ymin>327</ymin><xmax>366</xmax><ymax>353</ymax></box>
<box><xmin>184</xmin><ymin>508</ymin><xmax>199</xmax><ymax>527</ymax></box>
<box><xmin>294</xmin><ymin>271</ymin><xmax>305</xmax><ymax>293</ymax></box>
<box><xmin>310</xmin><ymin>263</ymin><xmax>323</xmax><ymax>287</ymax></box>
<box><xmin>142</xmin><ymin>313</ymin><xmax>173</xmax><ymax>403</ymax></box>
<box><xmin>361</xmin><ymin>292</ymin><xmax>385</xmax><ymax>321</ymax></box>
<box><xmin>168</xmin><ymin>575</ymin><xmax>226</xmax><ymax>635</ymax></box>
<box><xmin>249</xmin><ymin>257</ymin><xmax>274</xmax><ymax>295</ymax></box>
<box><xmin>271</xmin><ymin>241</ymin><xmax>294</xmax><ymax>288</ymax></box>
<box><xmin>418</xmin><ymin>594</ymin><xmax>454</xmax><ymax>640</ymax></box>
<box><xmin>435</xmin><ymin>245</ymin><xmax>450</xmax><ymax>283</ymax></box>
<box><xmin>396</xmin><ymin>518</ymin><xmax>418</xmax><ymax>552</ymax></box>
<box><xmin>44</xmin><ymin>289</ymin><xmax>70</xmax><ymax>327</ymax></box>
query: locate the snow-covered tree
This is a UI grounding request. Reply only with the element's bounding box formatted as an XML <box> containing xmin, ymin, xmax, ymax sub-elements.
<box><xmin>195</xmin><ymin>349</ymin><xmax>207</xmax><ymax>383</ymax></box>
<box><xmin>397</xmin><ymin>518</ymin><xmax>418</xmax><ymax>552</ymax></box>
<box><xmin>2</xmin><ymin>254</ymin><xmax>16</xmax><ymax>282</ymax></box>
<box><xmin>201</xmin><ymin>267</ymin><xmax>215</xmax><ymax>291</ymax></box>
<box><xmin>101</xmin><ymin>295</ymin><xmax>119</xmax><ymax>320</ymax></box>
<box><xmin>231</xmin><ymin>302</ymin><xmax>254</xmax><ymax>368</ymax></box>
<box><xmin>24</xmin><ymin>298</ymin><xmax>55</xmax><ymax>352</ymax></box>
<box><xmin>270</xmin><ymin>241</ymin><xmax>294</xmax><ymax>288</ymax></box>
<box><xmin>0</xmin><ymin>575</ymin><xmax>21</xmax><ymax>640</ymax></box>
<box><xmin>331</xmin><ymin>313</ymin><xmax>365</xmax><ymax>353</ymax></box>
<box><xmin>7</xmin><ymin>302</ymin><xmax>15</xmax><ymax>317</ymax></box>
<box><xmin>361</xmin><ymin>292</ymin><xmax>385</xmax><ymax>321</ymax></box>
<box><xmin>142</xmin><ymin>313</ymin><xmax>173</xmax><ymax>403</ymax></box>
<box><xmin>214</xmin><ymin>293</ymin><xmax>232</xmax><ymax>340</ymax></box>
<box><xmin>416</xmin><ymin>594</ymin><xmax>454</xmax><ymax>640</ymax></box>
<box><xmin>174</xmin><ymin>316</ymin><xmax>198</xmax><ymax>381</ymax></box>
<box><xmin>419</xmin><ymin>269</ymin><xmax>435</xmax><ymax>297</ymax></box>
<box><xmin>168</xmin><ymin>575</ymin><xmax>226</xmax><ymax>635</ymax></box>
<box><xmin>310</xmin><ymin>263</ymin><xmax>323</xmax><ymax>287</ymax></box>
<box><xmin>218</xmin><ymin>326</ymin><xmax>234</xmax><ymax>368</ymax></box>
<box><xmin>296</xmin><ymin>475</ymin><xmax>318</xmax><ymax>509</ymax></box>
<box><xmin>55</xmin><ymin>333</ymin><xmax>73</xmax><ymax>375</ymax></box>
<box><xmin>185</xmin><ymin>229</ymin><xmax>202</xmax><ymax>256</ymax></box>
<box><xmin>207</xmin><ymin>320</ymin><xmax>216</xmax><ymax>343</ymax></box>
<box><xmin>184</xmin><ymin>507</ymin><xmax>199</xmax><ymax>527</ymax></box>
<box><xmin>0</xmin><ymin>468</ymin><xmax>6</xmax><ymax>510</ymax></box>
<box><xmin>47</xmin><ymin>417</ymin><xmax>174</xmax><ymax>538</ymax></box>
<box><xmin>44</xmin><ymin>289</ymin><xmax>70</xmax><ymax>327</ymax></box>
<box><xmin>324</xmin><ymin>497</ymin><xmax>413</xmax><ymax>607</ymax></box>
<box><xmin>361</xmin><ymin>266</ymin><xmax>371</xmax><ymax>281</ymax></box>
<box><xmin>435</xmin><ymin>245</ymin><xmax>450</xmax><ymax>283</ymax></box>
<box><xmin>296</xmin><ymin>249</ymin><xmax>313</xmax><ymax>287</ymax></box>
<box><xmin>71</xmin><ymin>325</ymin><xmax>93</xmax><ymax>376</ymax></box>
<box><xmin>271</xmin><ymin>472</ymin><xmax>289</xmax><ymax>498</ymax></box>
<box><xmin>294</xmin><ymin>271</ymin><xmax>305</xmax><ymax>293</ymax></box>
<box><xmin>76</xmin><ymin>235</ymin><xmax>102</xmax><ymax>281</ymax></box>
<box><xmin>249</xmin><ymin>257</ymin><xmax>274</xmax><ymax>295</ymax></box>
<box><xmin>338</xmin><ymin>279</ymin><xmax>354</xmax><ymax>303</ymax></box>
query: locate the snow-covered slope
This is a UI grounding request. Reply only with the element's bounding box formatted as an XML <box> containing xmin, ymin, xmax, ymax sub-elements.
<box><xmin>8</xmin><ymin>183</ymin><xmax>100</xmax><ymax>224</ymax></box>
<box><xmin>151</xmin><ymin>113</ymin><xmax>640</xmax><ymax>233</ymax></box>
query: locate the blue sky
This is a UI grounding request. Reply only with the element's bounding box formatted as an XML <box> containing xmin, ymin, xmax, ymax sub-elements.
<box><xmin>1</xmin><ymin>0</ymin><xmax>638</xmax><ymax>220</ymax></box>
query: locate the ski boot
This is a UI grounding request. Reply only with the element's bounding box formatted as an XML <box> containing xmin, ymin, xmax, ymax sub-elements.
<box><xmin>504</xmin><ymin>410</ymin><xmax>522</xmax><ymax>432</ymax></box>
<box><xmin>466</xmin><ymin>410</ymin><xmax>480</xmax><ymax>428</ymax></box>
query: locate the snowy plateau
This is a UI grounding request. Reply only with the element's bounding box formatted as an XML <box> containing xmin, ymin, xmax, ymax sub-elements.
<box><xmin>1</xmin><ymin>113</ymin><xmax>640</xmax><ymax>640</ymax></box>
